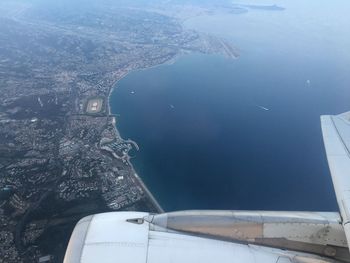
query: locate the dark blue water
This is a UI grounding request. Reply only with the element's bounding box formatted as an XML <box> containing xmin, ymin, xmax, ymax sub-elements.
<box><xmin>110</xmin><ymin>1</ymin><xmax>350</xmax><ymax>212</ymax></box>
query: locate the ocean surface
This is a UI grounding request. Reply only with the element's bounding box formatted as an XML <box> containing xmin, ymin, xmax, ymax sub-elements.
<box><xmin>110</xmin><ymin>0</ymin><xmax>350</xmax><ymax>212</ymax></box>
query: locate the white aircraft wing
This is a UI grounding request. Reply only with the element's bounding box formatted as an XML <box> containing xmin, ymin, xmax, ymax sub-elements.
<box><xmin>321</xmin><ymin>112</ymin><xmax>350</xmax><ymax>247</ymax></box>
<box><xmin>64</xmin><ymin>211</ymin><xmax>347</xmax><ymax>263</ymax></box>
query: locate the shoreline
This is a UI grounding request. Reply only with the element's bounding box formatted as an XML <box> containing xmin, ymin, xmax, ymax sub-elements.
<box><xmin>105</xmin><ymin>28</ymin><xmax>240</xmax><ymax>214</ymax></box>
<box><xmin>108</xmin><ymin>85</ymin><xmax>164</xmax><ymax>213</ymax></box>
<box><xmin>106</xmin><ymin>49</ymin><xmax>237</xmax><ymax>214</ymax></box>
<box><xmin>106</xmin><ymin>57</ymin><xmax>186</xmax><ymax>214</ymax></box>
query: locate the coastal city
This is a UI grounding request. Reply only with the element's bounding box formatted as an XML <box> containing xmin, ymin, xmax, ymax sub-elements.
<box><xmin>0</xmin><ymin>0</ymin><xmax>240</xmax><ymax>262</ymax></box>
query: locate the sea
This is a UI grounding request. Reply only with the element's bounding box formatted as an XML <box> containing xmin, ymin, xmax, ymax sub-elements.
<box><xmin>110</xmin><ymin>0</ymin><xmax>350</xmax><ymax>212</ymax></box>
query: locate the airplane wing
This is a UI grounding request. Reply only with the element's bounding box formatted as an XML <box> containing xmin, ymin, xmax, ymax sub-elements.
<box><xmin>321</xmin><ymin>112</ymin><xmax>350</xmax><ymax>249</ymax></box>
<box><xmin>63</xmin><ymin>211</ymin><xmax>348</xmax><ymax>263</ymax></box>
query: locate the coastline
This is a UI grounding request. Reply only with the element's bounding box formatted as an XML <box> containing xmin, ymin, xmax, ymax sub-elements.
<box><xmin>106</xmin><ymin>44</ymin><xmax>238</xmax><ymax>213</ymax></box>
<box><xmin>106</xmin><ymin>58</ymin><xmax>186</xmax><ymax>214</ymax></box>
<box><xmin>108</xmin><ymin>85</ymin><xmax>164</xmax><ymax>213</ymax></box>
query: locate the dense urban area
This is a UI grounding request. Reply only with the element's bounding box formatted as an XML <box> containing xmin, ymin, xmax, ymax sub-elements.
<box><xmin>0</xmin><ymin>0</ymin><xmax>244</xmax><ymax>262</ymax></box>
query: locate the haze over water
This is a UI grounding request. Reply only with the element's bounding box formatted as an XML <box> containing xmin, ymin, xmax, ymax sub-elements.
<box><xmin>110</xmin><ymin>0</ymin><xmax>350</xmax><ymax>211</ymax></box>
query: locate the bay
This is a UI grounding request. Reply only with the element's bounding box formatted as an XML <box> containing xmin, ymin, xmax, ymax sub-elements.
<box><xmin>110</xmin><ymin>0</ymin><xmax>350</xmax><ymax>211</ymax></box>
